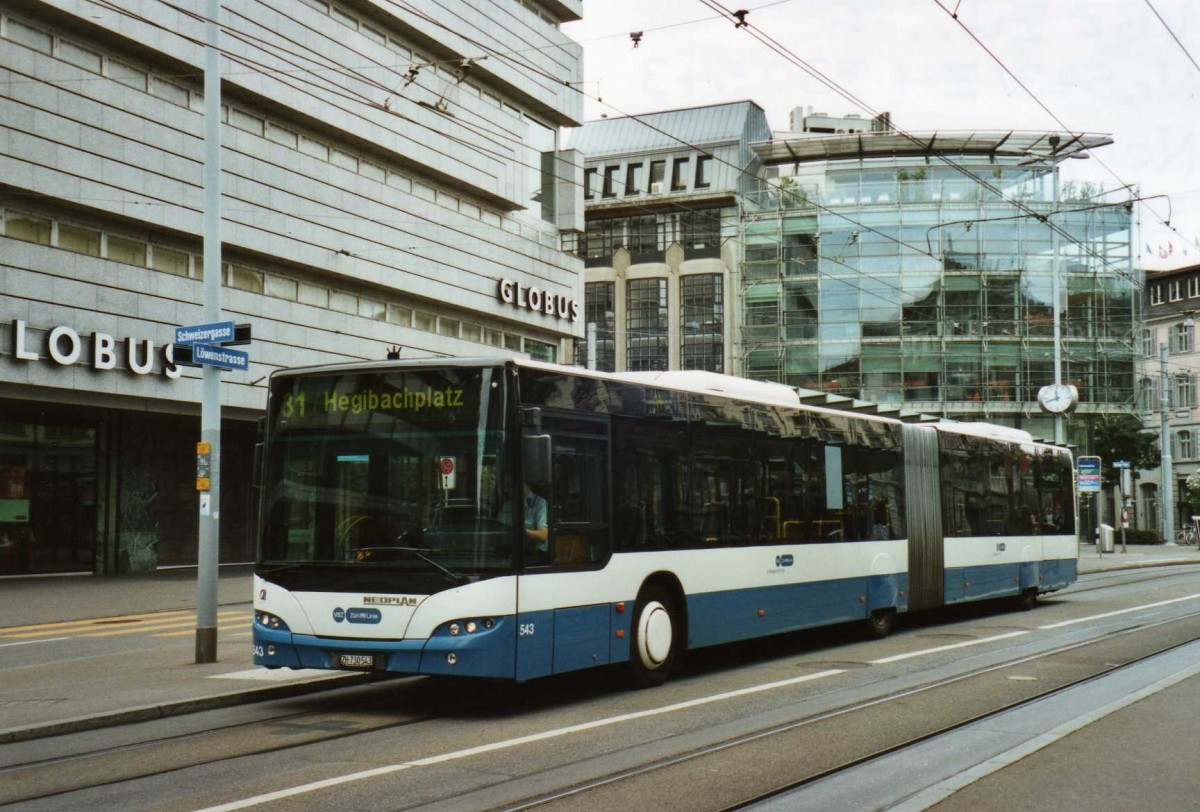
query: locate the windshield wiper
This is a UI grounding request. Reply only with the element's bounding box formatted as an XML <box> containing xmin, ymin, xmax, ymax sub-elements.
<box><xmin>378</xmin><ymin>545</ymin><xmax>467</xmax><ymax>583</ymax></box>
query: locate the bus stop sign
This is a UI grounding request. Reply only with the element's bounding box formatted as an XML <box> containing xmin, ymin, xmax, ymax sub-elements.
<box><xmin>1077</xmin><ymin>455</ymin><xmax>1102</xmax><ymax>493</ymax></box>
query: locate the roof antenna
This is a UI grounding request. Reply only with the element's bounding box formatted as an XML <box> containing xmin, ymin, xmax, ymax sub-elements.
<box><xmin>732</xmin><ymin>9</ymin><xmax>749</xmax><ymax>27</ymax></box>
<box><xmin>630</xmin><ymin>31</ymin><xmax>643</xmax><ymax>48</ymax></box>
<box><xmin>386</xmin><ymin>346</ymin><xmax>402</xmax><ymax>360</ymax></box>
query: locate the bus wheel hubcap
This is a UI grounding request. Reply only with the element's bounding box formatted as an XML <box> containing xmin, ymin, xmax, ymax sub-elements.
<box><xmin>638</xmin><ymin>601</ymin><xmax>672</xmax><ymax>668</ymax></box>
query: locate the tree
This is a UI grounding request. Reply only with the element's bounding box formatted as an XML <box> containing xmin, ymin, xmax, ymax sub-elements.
<box><xmin>1092</xmin><ymin>413</ymin><xmax>1158</xmax><ymax>487</ymax></box>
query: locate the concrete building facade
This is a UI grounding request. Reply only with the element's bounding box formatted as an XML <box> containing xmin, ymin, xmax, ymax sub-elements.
<box><xmin>0</xmin><ymin>0</ymin><xmax>584</xmax><ymax>574</ymax></box>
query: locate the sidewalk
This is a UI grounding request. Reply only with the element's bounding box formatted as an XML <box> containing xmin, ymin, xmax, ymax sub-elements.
<box><xmin>1</xmin><ymin>546</ymin><xmax>1197</xmax><ymax>744</ymax></box>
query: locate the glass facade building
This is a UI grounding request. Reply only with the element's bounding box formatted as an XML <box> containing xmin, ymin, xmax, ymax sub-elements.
<box><xmin>742</xmin><ymin>130</ymin><xmax>1139</xmax><ymax>445</ymax></box>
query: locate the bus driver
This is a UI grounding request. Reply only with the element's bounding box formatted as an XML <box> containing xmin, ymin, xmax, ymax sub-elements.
<box><xmin>498</xmin><ymin>481</ymin><xmax>549</xmax><ymax>560</ymax></box>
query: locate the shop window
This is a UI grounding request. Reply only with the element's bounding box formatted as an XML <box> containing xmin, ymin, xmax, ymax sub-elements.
<box><xmin>57</xmin><ymin>223</ymin><xmax>101</xmax><ymax>255</ymax></box>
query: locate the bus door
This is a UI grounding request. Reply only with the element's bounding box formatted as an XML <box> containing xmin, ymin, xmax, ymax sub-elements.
<box><xmin>516</xmin><ymin>414</ymin><xmax>612</xmax><ymax>680</ymax></box>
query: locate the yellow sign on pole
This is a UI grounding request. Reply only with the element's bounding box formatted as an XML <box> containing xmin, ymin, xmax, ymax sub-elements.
<box><xmin>196</xmin><ymin>441</ymin><xmax>212</xmax><ymax>491</ymax></box>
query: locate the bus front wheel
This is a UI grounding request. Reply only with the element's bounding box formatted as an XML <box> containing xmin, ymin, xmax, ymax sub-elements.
<box><xmin>629</xmin><ymin>586</ymin><xmax>677</xmax><ymax>688</ymax></box>
<box><xmin>866</xmin><ymin>607</ymin><xmax>895</xmax><ymax>638</ymax></box>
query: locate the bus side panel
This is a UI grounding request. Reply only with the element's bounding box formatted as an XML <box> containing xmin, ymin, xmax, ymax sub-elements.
<box><xmin>686</xmin><ymin>577</ymin><xmax>868</xmax><ymax>649</ymax></box>
<box><xmin>553</xmin><ymin>605</ymin><xmax>611</xmax><ymax>674</ymax></box>
<box><xmin>515</xmin><ymin>609</ymin><xmax>555</xmax><ymax>682</ymax></box>
<box><xmin>418</xmin><ymin>619</ymin><xmax>517</xmax><ymax>678</ymax></box>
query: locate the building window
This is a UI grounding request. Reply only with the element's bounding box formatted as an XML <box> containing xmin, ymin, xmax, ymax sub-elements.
<box><xmin>602</xmin><ymin>165</ymin><xmax>619</xmax><ymax>198</ymax></box>
<box><xmin>670</xmin><ymin>158</ymin><xmax>689</xmax><ymax>191</ymax></box>
<box><xmin>627</xmin><ymin>278</ymin><xmax>669</xmax><ymax>371</ymax></box>
<box><xmin>1140</xmin><ymin>377</ymin><xmax>1157</xmax><ymax>412</ymax></box>
<box><xmin>695</xmin><ymin>155</ymin><xmax>713</xmax><ymax>189</ymax></box>
<box><xmin>1142</xmin><ymin>327</ymin><xmax>1156</xmax><ymax>357</ymax></box>
<box><xmin>5</xmin><ymin>212</ymin><xmax>51</xmax><ymax>244</ymax></box>
<box><xmin>1169</xmin><ymin>280</ymin><xmax>1183</xmax><ymax>301</ymax></box>
<box><xmin>525</xmin><ymin>339</ymin><xmax>557</xmax><ymax>363</ymax></box>
<box><xmin>648</xmin><ymin>160</ymin><xmax>666</xmax><ymax>193</ymax></box>
<box><xmin>1175</xmin><ymin>374</ymin><xmax>1195</xmax><ymax>410</ymax></box>
<box><xmin>1171</xmin><ymin>322</ymin><xmax>1193</xmax><ymax>354</ymax></box>
<box><xmin>1150</xmin><ymin>285</ymin><xmax>1164</xmax><ymax>305</ymax></box>
<box><xmin>681</xmin><ymin>274</ymin><xmax>724</xmax><ymax>372</ymax></box>
<box><xmin>625</xmin><ymin>163</ymin><xmax>644</xmax><ymax>195</ymax></box>
<box><xmin>57</xmin><ymin>223</ymin><xmax>101</xmax><ymax>255</ymax></box>
<box><xmin>680</xmin><ymin>208</ymin><xmax>721</xmax><ymax>251</ymax></box>
<box><xmin>584</xmin><ymin>168</ymin><xmax>597</xmax><ymax>200</ymax></box>
<box><xmin>1178</xmin><ymin>430</ymin><xmax>1195</xmax><ymax>460</ymax></box>
<box><xmin>1190</xmin><ymin>277</ymin><xmax>1200</xmax><ymax>298</ymax></box>
<box><xmin>626</xmin><ymin>215</ymin><xmax>657</xmax><ymax>255</ymax></box>
<box><xmin>584</xmin><ymin>281</ymin><xmax>616</xmax><ymax>372</ymax></box>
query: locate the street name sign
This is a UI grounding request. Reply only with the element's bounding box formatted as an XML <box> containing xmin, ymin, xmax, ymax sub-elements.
<box><xmin>192</xmin><ymin>343</ymin><xmax>249</xmax><ymax>371</ymax></box>
<box><xmin>176</xmin><ymin>321</ymin><xmax>235</xmax><ymax>345</ymax></box>
<box><xmin>1077</xmin><ymin>455</ymin><xmax>1102</xmax><ymax>493</ymax></box>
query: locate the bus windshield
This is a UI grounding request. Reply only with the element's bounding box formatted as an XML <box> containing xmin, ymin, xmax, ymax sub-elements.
<box><xmin>258</xmin><ymin>365</ymin><xmax>514</xmax><ymax>586</ymax></box>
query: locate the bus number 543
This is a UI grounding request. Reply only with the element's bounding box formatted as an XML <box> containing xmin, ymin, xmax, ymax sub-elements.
<box><xmin>519</xmin><ymin>623</ymin><xmax>536</xmax><ymax>637</ymax></box>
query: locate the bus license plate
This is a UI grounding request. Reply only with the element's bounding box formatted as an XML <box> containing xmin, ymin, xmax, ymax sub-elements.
<box><xmin>338</xmin><ymin>653</ymin><xmax>375</xmax><ymax>669</ymax></box>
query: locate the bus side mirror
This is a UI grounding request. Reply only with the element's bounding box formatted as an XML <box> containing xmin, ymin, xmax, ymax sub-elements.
<box><xmin>523</xmin><ymin>433</ymin><xmax>552</xmax><ymax>487</ymax></box>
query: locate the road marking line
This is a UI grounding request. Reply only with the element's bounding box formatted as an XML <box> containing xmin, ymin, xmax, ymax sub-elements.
<box><xmin>0</xmin><ymin>635</ymin><xmax>78</xmax><ymax>648</ymax></box>
<box><xmin>0</xmin><ymin>610</ymin><xmax>193</xmax><ymax>635</ymax></box>
<box><xmin>154</xmin><ymin>623</ymin><xmax>252</xmax><ymax>639</ymax></box>
<box><xmin>869</xmin><ymin>631</ymin><xmax>1029</xmax><ymax>665</ymax></box>
<box><xmin>1039</xmin><ymin>592</ymin><xmax>1200</xmax><ymax>629</ymax></box>
<box><xmin>0</xmin><ymin>610</ymin><xmax>246</xmax><ymax>639</ymax></box>
<box><xmin>192</xmin><ymin>668</ymin><xmax>846</xmax><ymax>812</ymax></box>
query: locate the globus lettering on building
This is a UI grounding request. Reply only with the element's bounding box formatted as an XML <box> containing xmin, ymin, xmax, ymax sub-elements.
<box><xmin>7</xmin><ymin>319</ymin><xmax>181</xmax><ymax>379</ymax></box>
<box><xmin>497</xmin><ymin>278</ymin><xmax>580</xmax><ymax>322</ymax></box>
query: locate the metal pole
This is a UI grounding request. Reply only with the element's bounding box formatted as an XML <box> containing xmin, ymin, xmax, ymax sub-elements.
<box><xmin>197</xmin><ymin>0</ymin><xmax>223</xmax><ymax>663</ymax></box>
<box><xmin>1051</xmin><ymin>163</ymin><xmax>1064</xmax><ymax>446</ymax></box>
<box><xmin>1161</xmin><ymin>341</ymin><xmax>1176</xmax><ymax>546</ymax></box>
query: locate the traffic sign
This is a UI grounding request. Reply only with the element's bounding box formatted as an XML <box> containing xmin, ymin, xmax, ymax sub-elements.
<box><xmin>191</xmin><ymin>343</ymin><xmax>249</xmax><ymax>371</ymax></box>
<box><xmin>1113</xmin><ymin>460</ymin><xmax>1131</xmax><ymax>469</ymax></box>
<box><xmin>1077</xmin><ymin>455</ymin><xmax>1102</xmax><ymax>493</ymax></box>
<box><xmin>176</xmin><ymin>321</ymin><xmax>235</xmax><ymax>345</ymax></box>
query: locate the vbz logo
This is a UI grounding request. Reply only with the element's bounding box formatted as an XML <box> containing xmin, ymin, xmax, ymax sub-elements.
<box><xmin>775</xmin><ymin>554</ymin><xmax>794</xmax><ymax>567</ymax></box>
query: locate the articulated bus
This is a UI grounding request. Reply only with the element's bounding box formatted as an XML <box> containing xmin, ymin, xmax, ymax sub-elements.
<box><xmin>252</xmin><ymin>358</ymin><xmax>1077</xmax><ymax>686</ymax></box>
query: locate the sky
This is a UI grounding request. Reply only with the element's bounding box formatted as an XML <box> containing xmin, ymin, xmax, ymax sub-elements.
<box><xmin>562</xmin><ymin>0</ymin><xmax>1199</xmax><ymax>271</ymax></box>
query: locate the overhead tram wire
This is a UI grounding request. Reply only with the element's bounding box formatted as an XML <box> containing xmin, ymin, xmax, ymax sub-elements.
<box><xmin>929</xmin><ymin>0</ymin><xmax>1189</xmax><ymax>250</ymax></box>
<box><xmin>1141</xmin><ymin>0</ymin><xmax>1200</xmax><ymax>76</ymax></box>
<box><xmin>697</xmin><ymin>0</ymin><xmax>1143</xmax><ymax>291</ymax></box>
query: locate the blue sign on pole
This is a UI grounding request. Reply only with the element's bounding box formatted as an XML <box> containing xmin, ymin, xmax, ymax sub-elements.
<box><xmin>191</xmin><ymin>343</ymin><xmax>249</xmax><ymax>371</ymax></box>
<box><xmin>1077</xmin><ymin>455</ymin><xmax>1102</xmax><ymax>493</ymax></box>
<box><xmin>176</xmin><ymin>321</ymin><xmax>235</xmax><ymax>345</ymax></box>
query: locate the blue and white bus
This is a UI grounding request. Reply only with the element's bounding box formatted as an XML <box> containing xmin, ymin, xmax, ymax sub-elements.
<box><xmin>253</xmin><ymin>358</ymin><xmax>1077</xmax><ymax>686</ymax></box>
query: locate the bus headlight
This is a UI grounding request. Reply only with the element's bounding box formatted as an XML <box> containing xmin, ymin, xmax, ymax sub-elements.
<box><xmin>449</xmin><ymin>623</ymin><xmax>461</xmax><ymax>636</ymax></box>
<box><xmin>465</xmin><ymin>621</ymin><xmax>478</xmax><ymax>634</ymax></box>
<box><xmin>255</xmin><ymin>611</ymin><xmax>289</xmax><ymax>631</ymax></box>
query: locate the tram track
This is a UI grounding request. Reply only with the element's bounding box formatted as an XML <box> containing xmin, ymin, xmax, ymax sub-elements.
<box><xmin>488</xmin><ymin>610</ymin><xmax>1200</xmax><ymax>812</ymax></box>
<box><xmin>6</xmin><ymin>592</ymin><xmax>1200</xmax><ymax>810</ymax></box>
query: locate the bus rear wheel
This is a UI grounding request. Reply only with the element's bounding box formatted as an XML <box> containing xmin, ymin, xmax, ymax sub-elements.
<box><xmin>866</xmin><ymin>607</ymin><xmax>895</xmax><ymax>638</ymax></box>
<box><xmin>1016</xmin><ymin>588</ymin><xmax>1039</xmax><ymax>611</ymax></box>
<box><xmin>629</xmin><ymin>586</ymin><xmax>678</xmax><ymax>688</ymax></box>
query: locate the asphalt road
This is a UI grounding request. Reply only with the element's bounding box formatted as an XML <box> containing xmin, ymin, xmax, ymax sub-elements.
<box><xmin>3</xmin><ymin>564</ymin><xmax>1199</xmax><ymax>811</ymax></box>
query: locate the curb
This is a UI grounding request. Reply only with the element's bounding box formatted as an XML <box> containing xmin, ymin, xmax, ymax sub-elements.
<box><xmin>0</xmin><ymin>672</ymin><xmax>375</xmax><ymax>745</ymax></box>
<box><xmin>1083</xmin><ymin>557</ymin><xmax>1199</xmax><ymax>574</ymax></box>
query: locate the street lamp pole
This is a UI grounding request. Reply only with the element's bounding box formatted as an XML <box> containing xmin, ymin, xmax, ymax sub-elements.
<box><xmin>1161</xmin><ymin>341</ymin><xmax>1176</xmax><ymax>545</ymax></box>
<box><xmin>1051</xmin><ymin>161</ymin><xmax>1064</xmax><ymax>446</ymax></box>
